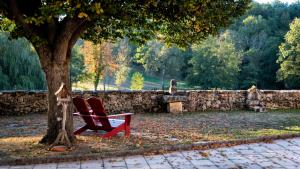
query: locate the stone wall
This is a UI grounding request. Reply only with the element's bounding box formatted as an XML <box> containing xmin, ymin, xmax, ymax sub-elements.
<box><xmin>0</xmin><ymin>91</ymin><xmax>48</xmax><ymax>115</ymax></box>
<box><xmin>0</xmin><ymin>90</ymin><xmax>299</xmax><ymax>115</ymax></box>
<box><xmin>182</xmin><ymin>90</ymin><xmax>247</xmax><ymax>111</ymax></box>
<box><xmin>261</xmin><ymin>90</ymin><xmax>300</xmax><ymax>109</ymax></box>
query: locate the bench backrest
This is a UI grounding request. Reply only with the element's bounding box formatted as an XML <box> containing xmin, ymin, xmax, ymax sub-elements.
<box><xmin>87</xmin><ymin>97</ymin><xmax>112</xmax><ymax>129</ymax></box>
<box><xmin>73</xmin><ymin>97</ymin><xmax>97</xmax><ymax>128</ymax></box>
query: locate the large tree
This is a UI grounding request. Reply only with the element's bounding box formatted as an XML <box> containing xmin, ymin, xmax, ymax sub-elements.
<box><xmin>277</xmin><ymin>18</ymin><xmax>300</xmax><ymax>89</ymax></box>
<box><xmin>186</xmin><ymin>32</ymin><xmax>241</xmax><ymax>89</ymax></box>
<box><xmin>0</xmin><ymin>0</ymin><xmax>250</xmax><ymax>144</ymax></box>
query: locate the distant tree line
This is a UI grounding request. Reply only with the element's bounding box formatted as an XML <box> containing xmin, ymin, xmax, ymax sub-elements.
<box><xmin>1</xmin><ymin>1</ymin><xmax>300</xmax><ymax>90</ymax></box>
<box><xmin>183</xmin><ymin>1</ymin><xmax>300</xmax><ymax>89</ymax></box>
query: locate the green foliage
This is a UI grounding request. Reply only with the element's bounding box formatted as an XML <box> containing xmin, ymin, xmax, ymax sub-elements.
<box><xmin>0</xmin><ymin>1</ymin><xmax>250</xmax><ymax>46</ymax></box>
<box><xmin>231</xmin><ymin>14</ymin><xmax>282</xmax><ymax>89</ymax></box>
<box><xmin>3</xmin><ymin>1</ymin><xmax>300</xmax><ymax>91</ymax></box>
<box><xmin>130</xmin><ymin>72</ymin><xmax>144</xmax><ymax>90</ymax></box>
<box><xmin>186</xmin><ymin>33</ymin><xmax>241</xmax><ymax>89</ymax></box>
<box><xmin>134</xmin><ymin>41</ymin><xmax>186</xmax><ymax>79</ymax></box>
<box><xmin>277</xmin><ymin>18</ymin><xmax>300</xmax><ymax>89</ymax></box>
<box><xmin>114</xmin><ymin>39</ymin><xmax>131</xmax><ymax>88</ymax></box>
<box><xmin>134</xmin><ymin>40</ymin><xmax>188</xmax><ymax>89</ymax></box>
<box><xmin>115</xmin><ymin>66</ymin><xmax>130</xmax><ymax>88</ymax></box>
<box><xmin>230</xmin><ymin>1</ymin><xmax>300</xmax><ymax>89</ymax></box>
<box><xmin>0</xmin><ymin>32</ymin><xmax>46</xmax><ymax>90</ymax></box>
<box><xmin>71</xmin><ymin>45</ymin><xmax>86</xmax><ymax>84</ymax></box>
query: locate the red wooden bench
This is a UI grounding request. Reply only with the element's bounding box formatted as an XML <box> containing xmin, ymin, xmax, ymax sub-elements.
<box><xmin>73</xmin><ymin>97</ymin><xmax>133</xmax><ymax>138</ymax></box>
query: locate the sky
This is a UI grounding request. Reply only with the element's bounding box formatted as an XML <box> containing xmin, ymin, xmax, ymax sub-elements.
<box><xmin>255</xmin><ymin>0</ymin><xmax>298</xmax><ymax>4</ymax></box>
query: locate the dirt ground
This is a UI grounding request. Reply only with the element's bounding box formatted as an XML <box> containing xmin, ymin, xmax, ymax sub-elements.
<box><xmin>1</xmin><ymin>110</ymin><xmax>300</xmax><ymax>161</ymax></box>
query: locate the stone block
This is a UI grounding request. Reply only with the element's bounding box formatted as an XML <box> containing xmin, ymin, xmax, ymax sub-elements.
<box><xmin>167</xmin><ymin>102</ymin><xmax>183</xmax><ymax>113</ymax></box>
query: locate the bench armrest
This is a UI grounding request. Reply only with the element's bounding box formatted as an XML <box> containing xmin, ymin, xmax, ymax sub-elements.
<box><xmin>107</xmin><ymin>113</ymin><xmax>134</xmax><ymax>118</ymax></box>
<box><xmin>73</xmin><ymin>112</ymin><xmax>133</xmax><ymax>119</ymax></box>
<box><xmin>73</xmin><ymin>110</ymin><xmax>93</xmax><ymax>116</ymax></box>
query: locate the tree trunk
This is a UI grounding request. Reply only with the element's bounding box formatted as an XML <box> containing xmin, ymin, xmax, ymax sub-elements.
<box><xmin>39</xmin><ymin>48</ymin><xmax>75</xmax><ymax>144</ymax></box>
<box><xmin>161</xmin><ymin>67</ymin><xmax>166</xmax><ymax>91</ymax></box>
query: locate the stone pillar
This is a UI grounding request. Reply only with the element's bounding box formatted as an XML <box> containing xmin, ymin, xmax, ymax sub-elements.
<box><xmin>163</xmin><ymin>95</ymin><xmax>187</xmax><ymax>114</ymax></box>
<box><xmin>169</xmin><ymin>79</ymin><xmax>177</xmax><ymax>95</ymax></box>
<box><xmin>246</xmin><ymin>85</ymin><xmax>266</xmax><ymax>112</ymax></box>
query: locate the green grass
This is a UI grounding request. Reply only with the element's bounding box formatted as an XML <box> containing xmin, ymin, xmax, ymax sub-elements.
<box><xmin>1</xmin><ymin>110</ymin><xmax>300</xmax><ymax>161</ymax></box>
<box><xmin>132</xmin><ymin>110</ymin><xmax>300</xmax><ymax>142</ymax></box>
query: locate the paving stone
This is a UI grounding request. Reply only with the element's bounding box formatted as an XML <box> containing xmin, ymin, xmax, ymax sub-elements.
<box><xmin>57</xmin><ymin>162</ymin><xmax>80</xmax><ymax>169</ymax></box>
<box><xmin>164</xmin><ymin>152</ymin><xmax>196</xmax><ymax>169</ymax></box>
<box><xmin>214</xmin><ymin>162</ymin><xmax>237</xmax><ymax>169</ymax></box>
<box><xmin>274</xmin><ymin>140</ymin><xmax>294</xmax><ymax>147</ymax></box>
<box><xmin>285</xmin><ymin>145</ymin><xmax>300</xmax><ymax>152</ymax></box>
<box><xmin>0</xmin><ymin>166</ymin><xmax>9</xmax><ymax>169</ymax></box>
<box><xmin>181</xmin><ymin>150</ymin><xmax>209</xmax><ymax>160</ymax></box>
<box><xmin>217</xmin><ymin>149</ymin><xmax>240</xmax><ymax>158</ymax></box>
<box><xmin>273</xmin><ymin>151</ymin><xmax>300</xmax><ymax>163</ymax></box>
<box><xmin>269</xmin><ymin>157</ymin><xmax>297</xmax><ymax>167</ymax></box>
<box><xmin>236</xmin><ymin>163</ymin><xmax>263</xmax><ymax>169</ymax></box>
<box><xmin>7</xmin><ymin>137</ymin><xmax>300</xmax><ymax>169</ymax></box>
<box><xmin>193</xmin><ymin>166</ymin><xmax>219</xmax><ymax>169</ymax></box>
<box><xmin>206</xmin><ymin>152</ymin><xmax>237</xmax><ymax>169</ymax></box>
<box><xmin>250</xmin><ymin>145</ymin><xmax>272</xmax><ymax>153</ymax></box>
<box><xmin>228</xmin><ymin>154</ymin><xmax>250</xmax><ymax>160</ymax></box>
<box><xmin>144</xmin><ymin>155</ymin><xmax>172</xmax><ymax>169</ymax></box>
<box><xmin>32</xmin><ymin>163</ymin><xmax>57</xmax><ymax>169</ymax></box>
<box><xmin>243</xmin><ymin>154</ymin><xmax>267</xmax><ymax>163</ymax></box>
<box><xmin>125</xmin><ymin>155</ymin><xmax>150</xmax><ymax>169</ymax></box>
<box><xmin>260</xmin><ymin>152</ymin><xmax>279</xmax><ymax>158</ymax></box>
<box><xmin>9</xmin><ymin>165</ymin><xmax>34</xmax><ymax>169</ymax></box>
<box><xmin>262</xmin><ymin>143</ymin><xmax>286</xmax><ymax>150</ymax></box>
<box><xmin>181</xmin><ymin>150</ymin><xmax>218</xmax><ymax>168</ymax></box>
<box><xmin>288</xmin><ymin>139</ymin><xmax>300</xmax><ymax>146</ymax></box>
<box><xmin>81</xmin><ymin>160</ymin><xmax>103</xmax><ymax>169</ymax></box>
<box><xmin>215</xmin><ymin>147</ymin><xmax>237</xmax><ymax>152</ymax></box>
<box><xmin>282</xmin><ymin>166</ymin><xmax>300</xmax><ymax>169</ymax></box>
<box><xmin>236</xmin><ymin>149</ymin><xmax>257</xmax><ymax>155</ymax></box>
<box><xmin>257</xmin><ymin>161</ymin><xmax>282</xmax><ymax>168</ymax></box>
<box><xmin>103</xmin><ymin>157</ymin><xmax>126</xmax><ymax>168</ymax></box>
<box><xmin>189</xmin><ymin>159</ymin><xmax>215</xmax><ymax>166</ymax></box>
<box><xmin>230</xmin><ymin>158</ymin><xmax>253</xmax><ymax>165</ymax></box>
<box><xmin>103</xmin><ymin>167</ymin><xmax>127</xmax><ymax>169</ymax></box>
<box><xmin>232</xmin><ymin>145</ymin><xmax>251</xmax><ymax>150</ymax></box>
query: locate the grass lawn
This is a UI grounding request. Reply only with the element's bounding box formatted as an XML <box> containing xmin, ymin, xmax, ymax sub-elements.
<box><xmin>1</xmin><ymin>110</ymin><xmax>300</xmax><ymax>162</ymax></box>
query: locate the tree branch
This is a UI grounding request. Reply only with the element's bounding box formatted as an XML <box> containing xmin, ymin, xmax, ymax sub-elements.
<box><xmin>8</xmin><ymin>0</ymin><xmax>44</xmax><ymax>39</ymax></box>
<box><xmin>8</xmin><ymin>0</ymin><xmax>52</xmax><ymax>68</ymax></box>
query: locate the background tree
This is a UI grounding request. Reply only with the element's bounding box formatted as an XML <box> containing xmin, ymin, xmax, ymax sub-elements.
<box><xmin>114</xmin><ymin>38</ymin><xmax>131</xmax><ymax>89</ymax></box>
<box><xmin>277</xmin><ymin>18</ymin><xmax>300</xmax><ymax>89</ymax></box>
<box><xmin>228</xmin><ymin>1</ymin><xmax>300</xmax><ymax>89</ymax></box>
<box><xmin>81</xmin><ymin>41</ymin><xmax>115</xmax><ymax>90</ymax></box>
<box><xmin>231</xmin><ymin>15</ymin><xmax>281</xmax><ymax>89</ymax></box>
<box><xmin>186</xmin><ymin>33</ymin><xmax>241</xmax><ymax>89</ymax></box>
<box><xmin>0</xmin><ymin>32</ymin><xmax>45</xmax><ymax>90</ymax></box>
<box><xmin>70</xmin><ymin>45</ymin><xmax>86</xmax><ymax>87</ymax></box>
<box><xmin>134</xmin><ymin>41</ymin><xmax>185</xmax><ymax>89</ymax></box>
<box><xmin>0</xmin><ymin>0</ymin><xmax>251</xmax><ymax>144</ymax></box>
<box><xmin>130</xmin><ymin>72</ymin><xmax>144</xmax><ymax>90</ymax></box>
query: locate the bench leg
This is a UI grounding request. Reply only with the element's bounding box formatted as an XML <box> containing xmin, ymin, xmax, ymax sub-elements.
<box><xmin>101</xmin><ymin>124</ymin><xmax>125</xmax><ymax>138</ymax></box>
<box><xmin>124</xmin><ymin>115</ymin><xmax>131</xmax><ymax>137</ymax></box>
<box><xmin>74</xmin><ymin>125</ymin><xmax>88</xmax><ymax>135</ymax></box>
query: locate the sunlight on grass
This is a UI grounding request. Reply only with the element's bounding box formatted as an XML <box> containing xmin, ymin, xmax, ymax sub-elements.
<box><xmin>1</xmin><ymin>111</ymin><xmax>300</xmax><ymax>161</ymax></box>
<box><xmin>0</xmin><ymin>136</ymin><xmax>40</xmax><ymax>144</ymax></box>
<box><xmin>230</xmin><ymin>127</ymin><xmax>300</xmax><ymax>140</ymax></box>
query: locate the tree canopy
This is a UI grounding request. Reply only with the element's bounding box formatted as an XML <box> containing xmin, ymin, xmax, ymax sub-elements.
<box><xmin>0</xmin><ymin>0</ymin><xmax>251</xmax><ymax>144</ymax></box>
<box><xmin>187</xmin><ymin>33</ymin><xmax>241</xmax><ymax>89</ymax></box>
<box><xmin>0</xmin><ymin>0</ymin><xmax>251</xmax><ymax>46</ymax></box>
<box><xmin>277</xmin><ymin>18</ymin><xmax>300</xmax><ymax>89</ymax></box>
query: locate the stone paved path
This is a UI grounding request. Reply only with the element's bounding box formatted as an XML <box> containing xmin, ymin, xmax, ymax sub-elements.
<box><xmin>3</xmin><ymin>137</ymin><xmax>300</xmax><ymax>169</ymax></box>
